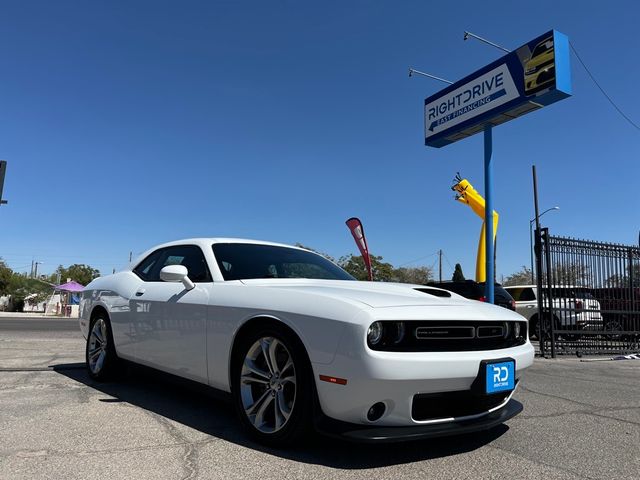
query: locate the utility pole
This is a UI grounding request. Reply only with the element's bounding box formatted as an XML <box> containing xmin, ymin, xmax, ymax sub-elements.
<box><xmin>0</xmin><ymin>160</ymin><xmax>7</xmax><ymax>206</ymax></box>
<box><xmin>439</xmin><ymin>249</ymin><xmax>443</xmax><ymax>282</ymax></box>
<box><xmin>129</xmin><ymin>251</ymin><xmax>132</xmax><ymax>263</ymax></box>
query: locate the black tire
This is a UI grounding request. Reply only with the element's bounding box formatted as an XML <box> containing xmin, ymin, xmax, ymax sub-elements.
<box><xmin>86</xmin><ymin>312</ymin><xmax>119</xmax><ymax>381</ymax></box>
<box><xmin>231</xmin><ymin>323</ymin><xmax>313</xmax><ymax>447</ymax></box>
<box><xmin>603</xmin><ymin>318</ymin><xmax>624</xmax><ymax>341</ymax></box>
<box><xmin>529</xmin><ymin>316</ymin><xmax>539</xmax><ymax>340</ymax></box>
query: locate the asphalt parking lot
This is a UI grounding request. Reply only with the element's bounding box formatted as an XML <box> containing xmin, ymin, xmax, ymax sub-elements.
<box><xmin>0</xmin><ymin>317</ymin><xmax>638</xmax><ymax>480</ymax></box>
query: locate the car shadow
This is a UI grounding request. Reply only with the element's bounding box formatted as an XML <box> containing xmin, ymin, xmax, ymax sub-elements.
<box><xmin>52</xmin><ymin>362</ymin><xmax>509</xmax><ymax>469</ymax></box>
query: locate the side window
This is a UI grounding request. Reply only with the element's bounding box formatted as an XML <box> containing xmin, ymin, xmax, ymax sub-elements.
<box><xmin>133</xmin><ymin>250</ymin><xmax>162</xmax><ymax>281</ymax></box>
<box><xmin>507</xmin><ymin>288</ymin><xmax>522</xmax><ymax>301</ymax></box>
<box><xmin>521</xmin><ymin>288</ymin><xmax>536</xmax><ymax>301</ymax></box>
<box><xmin>139</xmin><ymin>245</ymin><xmax>212</xmax><ymax>283</ymax></box>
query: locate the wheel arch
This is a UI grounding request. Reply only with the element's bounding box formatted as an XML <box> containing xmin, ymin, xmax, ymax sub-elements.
<box><xmin>90</xmin><ymin>304</ymin><xmax>109</xmax><ymax>321</ymax></box>
<box><xmin>228</xmin><ymin>315</ymin><xmax>312</xmax><ymax>392</ymax></box>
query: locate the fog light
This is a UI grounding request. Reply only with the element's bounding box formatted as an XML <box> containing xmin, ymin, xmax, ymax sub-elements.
<box><xmin>367</xmin><ymin>402</ymin><xmax>386</xmax><ymax>422</ymax></box>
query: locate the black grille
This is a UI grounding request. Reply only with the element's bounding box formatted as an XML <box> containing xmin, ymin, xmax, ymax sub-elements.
<box><xmin>412</xmin><ymin>389</ymin><xmax>511</xmax><ymax>421</ymax></box>
<box><xmin>415</xmin><ymin>326</ymin><xmax>475</xmax><ymax>339</ymax></box>
<box><xmin>367</xmin><ymin>320</ymin><xmax>527</xmax><ymax>352</ymax></box>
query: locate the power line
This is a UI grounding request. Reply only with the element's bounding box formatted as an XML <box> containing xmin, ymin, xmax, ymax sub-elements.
<box><xmin>570</xmin><ymin>42</ymin><xmax>640</xmax><ymax>132</ymax></box>
<box><xmin>398</xmin><ymin>251</ymin><xmax>439</xmax><ymax>267</ymax></box>
<box><xmin>441</xmin><ymin>251</ymin><xmax>455</xmax><ymax>271</ymax></box>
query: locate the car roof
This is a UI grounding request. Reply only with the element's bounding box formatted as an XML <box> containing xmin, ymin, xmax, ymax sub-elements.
<box><xmin>129</xmin><ymin>238</ymin><xmax>310</xmax><ymax>269</ymax></box>
<box><xmin>153</xmin><ymin>237</ymin><xmax>302</xmax><ymax>250</ymax></box>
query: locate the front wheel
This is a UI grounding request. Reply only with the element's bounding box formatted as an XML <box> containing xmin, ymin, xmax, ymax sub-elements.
<box><xmin>86</xmin><ymin>314</ymin><xmax>119</xmax><ymax>381</ymax></box>
<box><xmin>231</xmin><ymin>325</ymin><xmax>313</xmax><ymax>446</ymax></box>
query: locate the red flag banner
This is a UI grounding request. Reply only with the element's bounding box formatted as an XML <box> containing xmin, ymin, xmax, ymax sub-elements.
<box><xmin>345</xmin><ymin>217</ymin><xmax>373</xmax><ymax>281</ymax></box>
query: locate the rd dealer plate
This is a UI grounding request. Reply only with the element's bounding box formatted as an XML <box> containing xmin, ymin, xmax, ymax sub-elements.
<box><xmin>485</xmin><ymin>359</ymin><xmax>515</xmax><ymax>394</ymax></box>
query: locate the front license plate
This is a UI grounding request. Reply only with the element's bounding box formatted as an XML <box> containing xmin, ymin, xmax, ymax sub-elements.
<box><xmin>485</xmin><ymin>360</ymin><xmax>515</xmax><ymax>394</ymax></box>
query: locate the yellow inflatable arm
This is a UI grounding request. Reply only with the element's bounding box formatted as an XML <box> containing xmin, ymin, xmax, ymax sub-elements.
<box><xmin>452</xmin><ymin>177</ymin><xmax>499</xmax><ymax>283</ymax></box>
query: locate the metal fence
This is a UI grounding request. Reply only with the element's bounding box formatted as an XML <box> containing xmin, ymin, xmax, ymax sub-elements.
<box><xmin>535</xmin><ymin>228</ymin><xmax>640</xmax><ymax>357</ymax></box>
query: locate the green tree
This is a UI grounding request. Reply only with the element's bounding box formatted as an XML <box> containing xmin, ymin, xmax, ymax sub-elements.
<box><xmin>550</xmin><ymin>263</ymin><xmax>590</xmax><ymax>286</ymax></box>
<box><xmin>338</xmin><ymin>254</ymin><xmax>394</xmax><ymax>282</ymax></box>
<box><xmin>294</xmin><ymin>243</ymin><xmax>335</xmax><ymax>262</ymax></box>
<box><xmin>0</xmin><ymin>260</ymin><xmax>54</xmax><ymax>311</ymax></box>
<box><xmin>452</xmin><ymin>263</ymin><xmax>465</xmax><ymax>282</ymax></box>
<box><xmin>606</xmin><ymin>263</ymin><xmax>640</xmax><ymax>287</ymax></box>
<box><xmin>503</xmin><ymin>266</ymin><xmax>533</xmax><ymax>286</ymax></box>
<box><xmin>55</xmin><ymin>264</ymin><xmax>100</xmax><ymax>286</ymax></box>
<box><xmin>392</xmin><ymin>266</ymin><xmax>433</xmax><ymax>285</ymax></box>
<box><xmin>0</xmin><ymin>259</ymin><xmax>12</xmax><ymax>293</ymax></box>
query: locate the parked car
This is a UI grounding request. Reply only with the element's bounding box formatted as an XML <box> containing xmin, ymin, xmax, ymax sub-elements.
<box><xmin>589</xmin><ymin>287</ymin><xmax>640</xmax><ymax>340</ymax></box>
<box><xmin>80</xmin><ymin>238</ymin><xmax>534</xmax><ymax>445</ymax></box>
<box><xmin>426</xmin><ymin>280</ymin><xmax>516</xmax><ymax>311</ymax></box>
<box><xmin>504</xmin><ymin>285</ymin><xmax>602</xmax><ymax>339</ymax></box>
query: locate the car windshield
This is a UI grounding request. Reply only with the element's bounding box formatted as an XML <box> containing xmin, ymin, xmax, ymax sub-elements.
<box><xmin>532</xmin><ymin>39</ymin><xmax>553</xmax><ymax>57</ymax></box>
<box><xmin>212</xmin><ymin>243</ymin><xmax>355</xmax><ymax>281</ymax></box>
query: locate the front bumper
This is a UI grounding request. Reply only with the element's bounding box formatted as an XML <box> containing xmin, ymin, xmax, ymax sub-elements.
<box><xmin>313</xmin><ymin>329</ymin><xmax>534</xmax><ymax>426</ymax></box>
<box><xmin>315</xmin><ymin>398</ymin><xmax>523</xmax><ymax>443</ymax></box>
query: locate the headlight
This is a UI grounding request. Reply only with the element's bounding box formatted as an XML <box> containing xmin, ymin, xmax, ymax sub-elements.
<box><xmin>367</xmin><ymin>322</ymin><xmax>383</xmax><ymax>346</ymax></box>
<box><xmin>503</xmin><ymin>321</ymin><xmax>511</xmax><ymax>338</ymax></box>
<box><xmin>391</xmin><ymin>321</ymin><xmax>406</xmax><ymax>344</ymax></box>
<box><xmin>514</xmin><ymin>322</ymin><xmax>521</xmax><ymax>338</ymax></box>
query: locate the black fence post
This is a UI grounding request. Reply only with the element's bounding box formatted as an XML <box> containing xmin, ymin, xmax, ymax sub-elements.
<box><xmin>542</xmin><ymin>228</ymin><xmax>556</xmax><ymax>358</ymax></box>
<box><xmin>534</xmin><ymin>226</ymin><xmax>545</xmax><ymax>356</ymax></box>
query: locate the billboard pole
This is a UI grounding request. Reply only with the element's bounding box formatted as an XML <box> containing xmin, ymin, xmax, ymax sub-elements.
<box><xmin>483</xmin><ymin>125</ymin><xmax>494</xmax><ymax>303</ymax></box>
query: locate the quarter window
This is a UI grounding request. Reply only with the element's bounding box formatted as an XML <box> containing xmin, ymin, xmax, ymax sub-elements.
<box><xmin>520</xmin><ymin>288</ymin><xmax>536</xmax><ymax>301</ymax></box>
<box><xmin>133</xmin><ymin>250</ymin><xmax>162</xmax><ymax>281</ymax></box>
<box><xmin>134</xmin><ymin>245</ymin><xmax>212</xmax><ymax>283</ymax></box>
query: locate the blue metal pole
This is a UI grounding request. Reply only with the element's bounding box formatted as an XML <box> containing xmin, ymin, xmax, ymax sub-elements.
<box><xmin>484</xmin><ymin>125</ymin><xmax>495</xmax><ymax>303</ymax></box>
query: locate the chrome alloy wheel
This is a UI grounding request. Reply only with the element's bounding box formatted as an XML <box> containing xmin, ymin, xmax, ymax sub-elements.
<box><xmin>88</xmin><ymin>318</ymin><xmax>108</xmax><ymax>375</ymax></box>
<box><xmin>240</xmin><ymin>336</ymin><xmax>297</xmax><ymax>434</ymax></box>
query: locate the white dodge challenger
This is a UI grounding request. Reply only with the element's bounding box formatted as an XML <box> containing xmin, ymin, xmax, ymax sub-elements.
<box><xmin>79</xmin><ymin>238</ymin><xmax>534</xmax><ymax>445</ymax></box>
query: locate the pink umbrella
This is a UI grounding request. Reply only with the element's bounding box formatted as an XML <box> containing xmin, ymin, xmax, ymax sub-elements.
<box><xmin>55</xmin><ymin>281</ymin><xmax>85</xmax><ymax>292</ymax></box>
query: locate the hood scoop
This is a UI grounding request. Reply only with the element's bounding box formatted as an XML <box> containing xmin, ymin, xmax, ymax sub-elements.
<box><xmin>414</xmin><ymin>288</ymin><xmax>452</xmax><ymax>298</ymax></box>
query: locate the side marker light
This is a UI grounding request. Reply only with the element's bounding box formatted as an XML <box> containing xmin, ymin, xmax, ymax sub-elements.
<box><xmin>319</xmin><ymin>375</ymin><xmax>348</xmax><ymax>385</ymax></box>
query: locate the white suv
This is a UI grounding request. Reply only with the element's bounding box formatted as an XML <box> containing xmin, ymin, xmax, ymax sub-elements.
<box><xmin>504</xmin><ymin>285</ymin><xmax>602</xmax><ymax>338</ymax></box>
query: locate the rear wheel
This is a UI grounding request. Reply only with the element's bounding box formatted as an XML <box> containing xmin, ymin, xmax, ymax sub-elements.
<box><xmin>231</xmin><ymin>324</ymin><xmax>313</xmax><ymax>446</ymax></box>
<box><xmin>86</xmin><ymin>313</ymin><xmax>119</xmax><ymax>381</ymax></box>
<box><xmin>603</xmin><ymin>317</ymin><xmax>625</xmax><ymax>341</ymax></box>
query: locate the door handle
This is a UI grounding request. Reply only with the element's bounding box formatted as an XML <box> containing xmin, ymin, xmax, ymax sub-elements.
<box><xmin>135</xmin><ymin>289</ymin><xmax>145</xmax><ymax>297</ymax></box>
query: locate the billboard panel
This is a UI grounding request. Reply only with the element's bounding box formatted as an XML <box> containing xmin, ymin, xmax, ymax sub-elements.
<box><xmin>425</xmin><ymin>30</ymin><xmax>571</xmax><ymax>148</ymax></box>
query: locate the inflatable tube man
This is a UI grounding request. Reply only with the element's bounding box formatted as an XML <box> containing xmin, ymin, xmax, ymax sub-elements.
<box><xmin>452</xmin><ymin>174</ymin><xmax>499</xmax><ymax>283</ymax></box>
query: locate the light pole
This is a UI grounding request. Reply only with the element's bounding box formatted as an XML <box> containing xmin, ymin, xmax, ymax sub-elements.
<box><xmin>529</xmin><ymin>206</ymin><xmax>560</xmax><ymax>283</ymax></box>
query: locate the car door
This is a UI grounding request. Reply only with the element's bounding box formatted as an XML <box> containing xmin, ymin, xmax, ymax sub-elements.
<box><xmin>509</xmin><ymin>287</ymin><xmax>538</xmax><ymax>319</ymax></box>
<box><xmin>130</xmin><ymin>244</ymin><xmax>211</xmax><ymax>383</ymax></box>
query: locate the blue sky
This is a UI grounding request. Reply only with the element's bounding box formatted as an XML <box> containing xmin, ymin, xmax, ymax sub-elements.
<box><xmin>1</xmin><ymin>1</ymin><xmax>639</xmax><ymax>281</ymax></box>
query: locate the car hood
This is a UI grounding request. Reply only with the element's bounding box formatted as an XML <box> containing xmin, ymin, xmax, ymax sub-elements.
<box><xmin>239</xmin><ymin>279</ymin><xmax>473</xmax><ymax>308</ymax></box>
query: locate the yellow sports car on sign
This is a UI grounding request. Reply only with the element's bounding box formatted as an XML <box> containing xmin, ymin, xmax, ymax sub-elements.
<box><xmin>524</xmin><ymin>36</ymin><xmax>555</xmax><ymax>95</ymax></box>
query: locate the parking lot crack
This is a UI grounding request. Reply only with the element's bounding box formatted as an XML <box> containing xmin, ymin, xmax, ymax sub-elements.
<box><xmin>486</xmin><ymin>444</ymin><xmax>599</xmax><ymax>480</ymax></box>
<box><xmin>140</xmin><ymin>409</ymin><xmax>200</xmax><ymax>480</ymax></box>
<box><xmin>520</xmin><ymin>384</ymin><xmax>606</xmax><ymax>409</ymax></box>
<box><xmin>1</xmin><ymin>437</ymin><xmax>217</xmax><ymax>460</ymax></box>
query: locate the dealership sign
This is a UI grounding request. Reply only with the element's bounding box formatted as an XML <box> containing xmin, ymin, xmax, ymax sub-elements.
<box><xmin>425</xmin><ymin>30</ymin><xmax>571</xmax><ymax>147</ymax></box>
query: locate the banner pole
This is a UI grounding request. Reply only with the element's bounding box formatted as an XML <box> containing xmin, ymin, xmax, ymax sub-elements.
<box><xmin>484</xmin><ymin>125</ymin><xmax>495</xmax><ymax>303</ymax></box>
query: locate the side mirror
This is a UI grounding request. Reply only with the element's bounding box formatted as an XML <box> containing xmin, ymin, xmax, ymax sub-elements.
<box><xmin>159</xmin><ymin>265</ymin><xmax>195</xmax><ymax>291</ymax></box>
